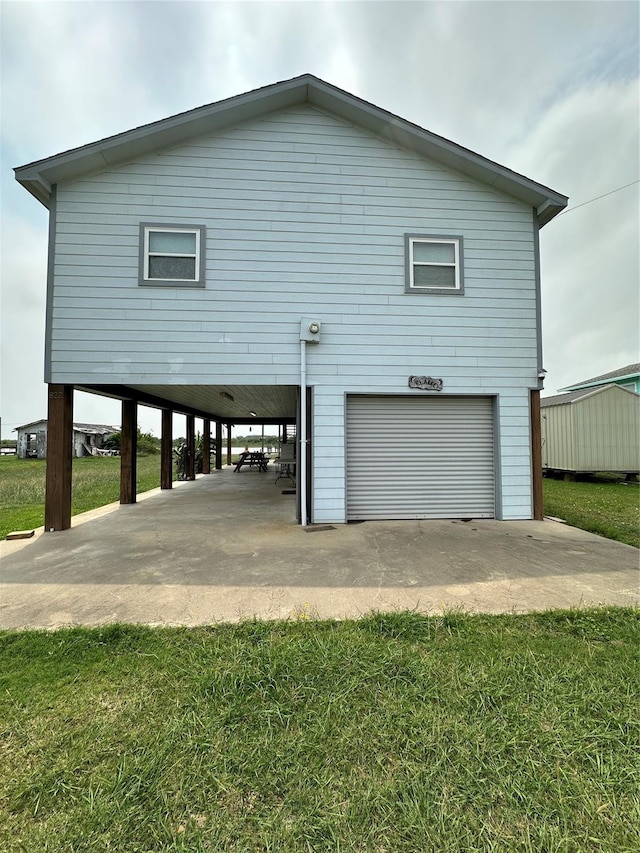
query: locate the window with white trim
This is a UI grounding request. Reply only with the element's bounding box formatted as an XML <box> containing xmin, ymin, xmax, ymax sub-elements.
<box><xmin>139</xmin><ymin>224</ymin><xmax>205</xmax><ymax>287</ymax></box>
<box><xmin>405</xmin><ymin>235</ymin><xmax>463</xmax><ymax>294</ymax></box>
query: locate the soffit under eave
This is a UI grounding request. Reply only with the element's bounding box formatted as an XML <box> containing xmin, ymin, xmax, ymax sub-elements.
<box><xmin>122</xmin><ymin>384</ymin><xmax>299</xmax><ymax>421</ymax></box>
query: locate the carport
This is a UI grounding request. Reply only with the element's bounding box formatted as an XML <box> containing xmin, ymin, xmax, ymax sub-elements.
<box><xmin>44</xmin><ymin>382</ymin><xmax>307</xmax><ymax>531</ymax></box>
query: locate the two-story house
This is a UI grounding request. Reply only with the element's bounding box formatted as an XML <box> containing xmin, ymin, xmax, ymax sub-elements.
<box><xmin>15</xmin><ymin>75</ymin><xmax>567</xmax><ymax>530</ymax></box>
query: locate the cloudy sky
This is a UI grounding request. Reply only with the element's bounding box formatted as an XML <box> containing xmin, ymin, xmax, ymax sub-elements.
<box><xmin>1</xmin><ymin>0</ymin><xmax>638</xmax><ymax>438</ymax></box>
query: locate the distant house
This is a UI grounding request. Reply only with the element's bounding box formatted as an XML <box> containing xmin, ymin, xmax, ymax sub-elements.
<box><xmin>14</xmin><ymin>420</ymin><xmax>118</xmax><ymax>459</ymax></box>
<box><xmin>541</xmin><ymin>384</ymin><xmax>640</xmax><ymax>476</ymax></box>
<box><xmin>560</xmin><ymin>363</ymin><xmax>640</xmax><ymax>395</ymax></box>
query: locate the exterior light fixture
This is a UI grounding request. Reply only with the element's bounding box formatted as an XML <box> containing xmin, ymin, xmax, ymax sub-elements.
<box><xmin>537</xmin><ymin>369</ymin><xmax>547</xmax><ymax>380</ymax></box>
<box><xmin>249</xmin><ymin>411</ymin><xmax>257</xmax><ymax>417</ymax></box>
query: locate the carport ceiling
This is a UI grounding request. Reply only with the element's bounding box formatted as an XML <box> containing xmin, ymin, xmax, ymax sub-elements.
<box><xmin>126</xmin><ymin>384</ymin><xmax>298</xmax><ymax>422</ymax></box>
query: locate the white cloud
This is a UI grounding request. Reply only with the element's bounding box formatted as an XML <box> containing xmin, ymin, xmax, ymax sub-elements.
<box><xmin>325</xmin><ymin>1</ymin><xmax>639</xmax><ymax>162</ymax></box>
<box><xmin>511</xmin><ymin>79</ymin><xmax>640</xmax><ymax>194</ymax></box>
<box><xmin>0</xmin><ymin>215</ymin><xmax>48</xmax><ymax>431</ymax></box>
<box><xmin>2</xmin><ymin>3</ymin><xmax>147</xmax><ymax>157</ymax></box>
<box><xmin>510</xmin><ymin>79</ymin><xmax>640</xmax><ymax>392</ymax></box>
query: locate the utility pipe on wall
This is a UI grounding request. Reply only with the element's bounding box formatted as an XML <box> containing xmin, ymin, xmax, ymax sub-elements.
<box><xmin>300</xmin><ymin>338</ymin><xmax>308</xmax><ymax>526</ymax></box>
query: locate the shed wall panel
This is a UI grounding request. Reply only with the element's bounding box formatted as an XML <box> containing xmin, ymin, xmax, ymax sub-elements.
<box><xmin>541</xmin><ymin>402</ymin><xmax>575</xmax><ymax>470</ymax></box>
<box><xmin>575</xmin><ymin>390</ymin><xmax>640</xmax><ymax>471</ymax></box>
<box><xmin>542</xmin><ymin>387</ymin><xmax>640</xmax><ymax>473</ymax></box>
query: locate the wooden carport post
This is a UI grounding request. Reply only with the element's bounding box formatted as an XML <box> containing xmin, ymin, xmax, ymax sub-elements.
<box><xmin>202</xmin><ymin>419</ymin><xmax>211</xmax><ymax>474</ymax></box>
<box><xmin>161</xmin><ymin>408</ymin><xmax>173</xmax><ymax>489</ymax></box>
<box><xmin>215</xmin><ymin>421</ymin><xmax>223</xmax><ymax>470</ymax></box>
<box><xmin>531</xmin><ymin>389</ymin><xmax>543</xmax><ymax>520</ymax></box>
<box><xmin>185</xmin><ymin>415</ymin><xmax>196</xmax><ymax>480</ymax></box>
<box><xmin>120</xmin><ymin>399</ymin><xmax>137</xmax><ymax>504</ymax></box>
<box><xmin>44</xmin><ymin>384</ymin><xmax>73</xmax><ymax>531</ymax></box>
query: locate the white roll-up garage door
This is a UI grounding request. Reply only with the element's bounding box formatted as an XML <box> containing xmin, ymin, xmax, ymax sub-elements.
<box><xmin>346</xmin><ymin>395</ymin><xmax>495</xmax><ymax>520</ymax></box>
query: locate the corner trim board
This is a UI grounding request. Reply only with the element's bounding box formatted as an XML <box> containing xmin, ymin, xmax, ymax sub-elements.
<box><xmin>44</xmin><ymin>184</ymin><xmax>57</xmax><ymax>382</ymax></box>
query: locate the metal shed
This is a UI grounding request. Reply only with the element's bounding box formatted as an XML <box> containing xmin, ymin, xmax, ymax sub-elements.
<box><xmin>541</xmin><ymin>384</ymin><xmax>640</xmax><ymax>475</ymax></box>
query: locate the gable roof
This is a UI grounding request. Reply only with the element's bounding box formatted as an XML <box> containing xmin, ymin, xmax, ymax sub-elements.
<box><xmin>14</xmin><ymin>74</ymin><xmax>567</xmax><ymax>225</ymax></box>
<box><xmin>559</xmin><ymin>363</ymin><xmax>640</xmax><ymax>392</ymax></box>
<box><xmin>541</xmin><ymin>383</ymin><xmax>639</xmax><ymax>408</ymax></box>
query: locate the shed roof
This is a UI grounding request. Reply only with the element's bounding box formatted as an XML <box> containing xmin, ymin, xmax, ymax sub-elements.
<box><xmin>541</xmin><ymin>383</ymin><xmax>639</xmax><ymax>408</ymax></box>
<box><xmin>559</xmin><ymin>363</ymin><xmax>640</xmax><ymax>392</ymax></box>
<box><xmin>13</xmin><ymin>419</ymin><xmax>47</xmax><ymax>432</ymax></box>
<box><xmin>14</xmin><ymin>74</ymin><xmax>567</xmax><ymax>225</ymax></box>
<box><xmin>15</xmin><ymin>420</ymin><xmax>118</xmax><ymax>434</ymax></box>
<box><xmin>72</xmin><ymin>423</ymin><xmax>119</xmax><ymax>434</ymax></box>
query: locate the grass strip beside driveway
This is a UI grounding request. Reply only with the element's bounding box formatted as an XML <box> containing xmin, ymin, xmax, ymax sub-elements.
<box><xmin>1</xmin><ymin>609</ymin><xmax>638</xmax><ymax>852</ymax></box>
<box><xmin>543</xmin><ymin>477</ymin><xmax>639</xmax><ymax>548</ymax></box>
<box><xmin>0</xmin><ymin>456</ymin><xmax>161</xmax><ymax>540</ymax></box>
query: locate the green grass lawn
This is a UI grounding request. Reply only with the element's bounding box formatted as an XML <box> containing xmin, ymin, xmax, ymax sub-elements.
<box><xmin>543</xmin><ymin>477</ymin><xmax>639</xmax><ymax>548</ymax></box>
<box><xmin>0</xmin><ymin>456</ymin><xmax>162</xmax><ymax>540</ymax></box>
<box><xmin>0</xmin><ymin>609</ymin><xmax>638</xmax><ymax>852</ymax></box>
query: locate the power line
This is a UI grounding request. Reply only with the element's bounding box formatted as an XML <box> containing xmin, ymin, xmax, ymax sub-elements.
<box><xmin>556</xmin><ymin>179</ymin><xmax>639</xmax><ymax>217</ymax></box>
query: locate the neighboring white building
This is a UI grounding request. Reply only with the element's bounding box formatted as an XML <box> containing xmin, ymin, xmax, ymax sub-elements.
<box><xmin>14</xmin><ymin>420</ymin><xmax>118</xmax><ymax>459</ymax></box>
<box><xmin>541</xmin><ymin>384</ymin><xmax>640</xmax><ymax>475</ymax></box>
<box><xmin>15</xmin><ymin>74</ymin><xmax>567</xmax><ymax>526</ymax></box>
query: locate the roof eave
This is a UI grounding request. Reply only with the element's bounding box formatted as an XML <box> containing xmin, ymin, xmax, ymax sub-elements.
<box><xmin>15</xmin><ymin>174</ymin><xmax>53</xmax><ymax>208</ymax></box>
<box><xmin>559</xmin><ymin>371</ymin><xmax>640</xmax><ymax>393</ymax></box>
<box><xmin>15</xmin><ymin>74</ymin><xmax>568</xmax><ymax>221</ymax></box>
<box><xmin>535</xmin><ymin>198</ymin><xmax>566</xmax><ymax>227</ymax></box>
<box><xmin>542</xmin><ymin>383</ymin><xmax>639</xmax><ymax>407</ymax></box>
<box><xmin>307</xmin><ymin>82</ymin><xmax>567</xmax><ymax>223</ymax></box>
<box><xmin>14</xmin><ymin>75</ymin><xmax>312</xmax><ymax>208</ymax></box>
<box><xmin>541</xmin><ymin>385</ymin><xmax>609</xmax><ymax>407</ymax></box>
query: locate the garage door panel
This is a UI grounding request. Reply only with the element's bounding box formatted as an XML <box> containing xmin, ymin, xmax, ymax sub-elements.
<box><xmin>346</xmin><ymin>395</ymin><xmax>495</xmax><ymax>520</ymax></box>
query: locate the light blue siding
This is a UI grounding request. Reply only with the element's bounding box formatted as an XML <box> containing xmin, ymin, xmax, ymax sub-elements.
<box><xmin>50</xmin><ymin>104</ymin><xmax>539</xmax><ymax>521</ymax></box>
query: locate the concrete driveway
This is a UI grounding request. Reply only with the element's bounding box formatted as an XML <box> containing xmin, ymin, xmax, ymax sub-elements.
<box><xmin>1</xmin><ymin>467</ymin><xmax>638</xmax><ymax>629</ymax></box>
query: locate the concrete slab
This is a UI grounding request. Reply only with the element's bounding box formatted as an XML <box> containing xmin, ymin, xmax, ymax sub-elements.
<box><xmin>1</xmin><ymin>467</ymin><xmax>638</xmax><ymax>629</ymax></box>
